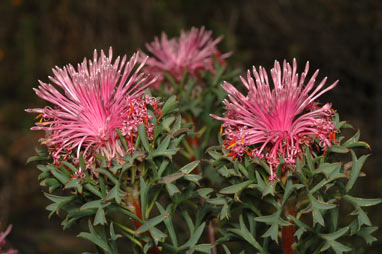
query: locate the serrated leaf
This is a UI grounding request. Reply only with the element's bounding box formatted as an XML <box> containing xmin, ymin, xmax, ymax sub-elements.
<box><xmin>321</xmin><ymin>227</ymin><xmax>349</xmax><ymax>241</ymax></box>
<box><xmin>313</xmin><ymin>208</ymin><xmax>325</xmax><ymax>226</ymax></box>
<box><xmin>162</xmin><ymin>116</ymin><xmax>176</xmax><ymax>132</ymax></box>
<box><xmin>197</xmin><ymin>188</ymin><xmax>214</xmax><ymax>199</ymax></box>
<box><xmin>345</xmin><ymin>152</ymin><xmax>370</xmax><ymax>192</ymax></box>
<box><xmin>136</xmin><ymin>213</ymin><xmax>168</xmax><ymax>234</ymax></box>
<box><xmin>109</xmin><ymin>223</ymin><xmax>122</xmax><ymax>241</ymax></box>
<box><xmin>315</xmin><ymin>163</ymin><xmax>341</xmax><ymax>178</ymax></box>
<box><xmin>342</xmin><ymin>130</ymin><xmax>360</xmax><ymax>147</ymax></box>
<box><xmin>78</xmin><ymin>220</ymin><xmax>111</xmax><ymax>253</ymax></box>
<box><xmin>281</xmin><ymin>179</ymin><xmax>294</xmax><ymax>206</ymax></box>
<box><xmin>228</xmin><ymin>215</ymin><xmax>263</xmax><ymax>251</ymax></box>
<box><xmin>149</xmin><ymin>227</ymin><xmax>167</xmax><ymax>245</ymax></box>
<box><xmin>80</xmin><ymin>200</ymin><xmax>102</xmax><ymax>210</ymax></box>
<box><xmin>105</xmin><ymin>184</ymin><xmax>125</xmax><ymax>204</ymax></box>
<box><xmin>356</xmin><ymin>226</ymin><xmax>378</xmax><ymax>245</ymax></box>
<box><xmin>156</xmin><ymin>203</ymin><xmax>177</xmax><ymax>248</ymax></box>
<box><xmin>179</xmin><ymin>222</ymin><xmax>206</xmax><ymax>250</ymax></box>
<box><xmin>94</xmin><ymin>207</ymin><xmax>106</xmax><ymax>225</ymax></box>
<box><xmin>310</xmin><ymin>195</ymin><xmax>337</xmax><ymax>210</ymax></box>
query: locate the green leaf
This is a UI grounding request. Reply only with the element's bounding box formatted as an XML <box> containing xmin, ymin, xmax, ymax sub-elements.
<box><xmin>159</xmin><ymin>172</ymin><xmax>185</xmax><ymax>184</ymax></box>
<box><xmin>166</xmin><ymin>183</ymin><xmax>180</xmax><ymax>197</ymax></box>
<box><xmin>309</xmin><ymin>194</ymin><xmax>337</xmax><ymax>210</ymax></box>
<box><xmin>26</xmin><ymin>154</ymin><xmax>48</xmax><ymax>164</ymax></box>
<box><xmin>222</xmin><ymin>244</ymin><xmax>232</xmax><ymax>254</ymax></box>
<box><xmin>158</xmin><ymin>159</ymin><xmax>169</xmax><ymax>177</ymax></box>
<box><xmin>44</xmin><ymin>193</ymin><xmax>75</xmax><ymax>217</ymax></box>
<box><xmin>345</xmin><ymin>152</ymin><xmax>370</xmax><ymax>192</ymax></box>
<box><xmin>94</xmin><ymin>207</ymin><xmax>106</xmax><ymax>225</ymax></box>
<box><xmin>351</xmin><ymin>208</ymin><xmax>372</xmax><ymax>226</ymax></box>
<box><xmin>162</xmin><ymin>95</ymin><xmax>178</xmax><ymax>116</ymax></box>
<box><xmin>220</xmin><ymin>180</ymin><xmax>253</xmax><ymax>195</ymax></box>
<box><xmin>320</xmin><ymin>227</ymin><xmax>349</xmax><ymax>241</ymax></box>
<box><xmin>313</xmin><ymin>208</ymin><xmax>325</xmax><ymax>226</ymax></box>
<box><xmin>149</xmin><ymin>226</ymin><xmax>167</xmax><ymax>245</ymax></box>
<box><xmin>228</xmin><ymin>215</ymin><xmax>264</xmax><ymax>251</ymax></box>
<box><xmin>179</xmin><ymin>222</ymin><xmax>206</xmax><ymax>250</ymax></box>
<box><xmin>138</xmin><ymin>124</ymin><xmax>150</xmax><ymax>152</ymax></box>
<box><xmin>344</xmin><ymin>195</ymin><xmax>382</xmax><ymax>207</ymax></box>
<box><xmin>50</xmin><ymin>167</ymin><xmax>70</xmax><ymax>185</ymax></box>
<box><xmin>356</xmin><ymin>226</ymin><xmax>378</xmax><ymax>245</ymax></box>
<box><xmin>79</xmin><ymin>153</ymin><xmax>86</xmax><ymax>173</ymax></box>
<box><xmin>197</xmin><ymin>188</ymin><xmax>214</xmax><ymax>199</ymax></box>
<box><xmin>329</xmin><ymin>145</ymin><xmax>349</xmax><ymax>154</ymax></box>
<box><xmin>116</xmin><ymin>129</ymin><xmax>129</xmax><ymax>151</ymax></box>
<box><xmin>78</xmin><ymin>220</ymin><xmax>111</xmax><ymax>253</ymax></box>
<box><xmin>96</xmin><ymin>168</ymin><xmax>119</xmax><ymax>185</ymax></box>
<box><xmin>136</xmin><ymin>213</ymin><xmax>169</xmax><ymax>234</ymax></box>
<box><xmin>182</xmin><ymin>211</ymin><xmax>195</xmax><ymax>235</ymax></box>
<box><xmin>193</xmin><ymin>244</ymin><xmax>215</xmax><ymax>253</ymax></box>
<box><xmin>156</xmin><ymin>203</ymin><xmax>177</xmax><ymax>248</ymax></box>
<box><xmin>80</xmin><ymin>200</ymin><xmax>102</xmax><ymax>210</ymax></box>
<box><xmin>105</xmin><ymin>184</ymin><xmax>126</xmax><ymax>204</ymax></box>
<box><xmin>179</xmin><ymin>160</ymin><xmax>200</xmax><ymax>174</ymax></box>
<box><xmin>140</xmin><ymin>177</ymin><xmax>148</xmax><ymax>220</ymax></box>
<box><xmin>281</xmin><ymin>179</ymin><xmax>294</xmax><ymax>206</ymax></box>
<box><xmin>109</xmin><ymin>223</ymin><xmax>122</xmax><ymax>241</ymax></box>
<box><xmin>65</xmin><ymin>178</ymin><xmax>83</xmax><ymax>193</ymax></box>
<box><xmin>315</xmin><ymin>163</ymin><xmax>342</xmax><ymax>178</ymax></box>
<box><xmin>161</xmin><ymin>116</ymin><xmax>175</xmax><ymax>132</ymax></box>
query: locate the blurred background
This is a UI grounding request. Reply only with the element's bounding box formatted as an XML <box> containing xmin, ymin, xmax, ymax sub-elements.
<box><xmin>0</xmin><ymin>0</ymin><xmax>381</xmax><ymax>253</ymax></box>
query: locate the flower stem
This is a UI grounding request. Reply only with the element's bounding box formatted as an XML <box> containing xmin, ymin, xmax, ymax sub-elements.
<box><xmin>282</xmin><ymin>203</ymin><xmax>296</xmax><ymax>254</ymax></box>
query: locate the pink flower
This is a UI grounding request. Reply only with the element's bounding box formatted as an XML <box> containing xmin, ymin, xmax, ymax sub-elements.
<box><xmin>211</xmin><ymin>59</ymin><xmax>338</xmax><ymax>180</ymax></box>
<box><xmin>0</xmin><ymin>225</ymin><xmax>18</xmax><ymax>254</ymax></box>
<box><xmin>27</xmin><ymin>48</ymin><xmax>159</xmax><ymax>177</ymax></box>
<box><xmin>142</xmin><ymin>27</ymin><xmax>231</xmax><ymax>84</ymax></box>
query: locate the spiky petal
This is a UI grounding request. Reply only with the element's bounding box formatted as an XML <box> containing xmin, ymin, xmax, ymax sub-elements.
<box><xmin>143</xmin><ymin>26</ymin><xmax>231</xmax><ymax>83</ymax></box>
<box><xmin>27</xmin><ymin>48</ymin><xmax>159</xmax><ymax>176</ymax></box>
<box><xmin>211</xmin><ymin>59</ymin><xmax>338</xmax><ymax>180</ymax></box>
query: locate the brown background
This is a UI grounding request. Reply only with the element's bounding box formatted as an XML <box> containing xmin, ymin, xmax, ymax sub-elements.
<box><xmin>0</xmin><ymin>0</ymin><xmax>381</xmax><ymax>253</ymax></box>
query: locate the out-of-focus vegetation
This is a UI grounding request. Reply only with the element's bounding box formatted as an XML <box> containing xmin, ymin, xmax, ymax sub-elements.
<box><xmin>0</xmin><ymin>0</ymin><xmax>381</xmax><ymax>253</ymax></box>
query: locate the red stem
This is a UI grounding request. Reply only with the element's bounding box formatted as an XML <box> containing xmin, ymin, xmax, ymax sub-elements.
<box><xmin>282</xmin><ymin>205</ymin><xmax>296</xmax><ymax>254</ymax></box>
<box><xmin>131</xmin><ymin>198</ymin><xmax>161</xmax><ymax>254</ymax></box>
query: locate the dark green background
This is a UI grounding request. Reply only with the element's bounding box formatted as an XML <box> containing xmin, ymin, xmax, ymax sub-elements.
<box><xmin>0</xmin><ymin>0</ymin><xmax>381</xmax><ymax>253</ymax></box>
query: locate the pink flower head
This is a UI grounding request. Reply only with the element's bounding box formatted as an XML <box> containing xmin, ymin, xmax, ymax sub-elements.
<box><xmin>0</xmin><ymin>225</ymin><xmax>18</xmax><ymax>254</ymax></box>
<box><xmin>27</xmin><ymin>48</ymin><xmax>160</xmax><ymax>177</ymax></box>
<box><xmin>211</xmin><ymin>59</ymin><xmax>338</xmax><ymax>181</ymax></box>
<box><xmin>143</xmin><ymin>26</ymin><xmax>231</xmax><ymax>84</ymax></box>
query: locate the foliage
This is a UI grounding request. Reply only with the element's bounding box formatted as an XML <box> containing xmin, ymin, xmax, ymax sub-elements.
<box><xmin>206</xmin><ymin>114</ymin><xmax>381</xmax><ymax>253</ymax></box>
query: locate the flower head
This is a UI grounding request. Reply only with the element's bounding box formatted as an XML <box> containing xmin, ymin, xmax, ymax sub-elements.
<box><xmin>27</xmin><ymin>48</ymin><xmax>160</xmax><ymax>177</ymax></box>
<box><xmin>0</xmin><ymin>225</ymin><xmax>18</xmax><ymax>254</ymax></box>
<box><xmin>211</xmin><ymin>59</ymin><xmax>338</xmax><ymax>180</ymax></box>
<box><xmin>142</xmin><ymin>27</ymin><xmax>231</xmax><ymax>84</ymax></box>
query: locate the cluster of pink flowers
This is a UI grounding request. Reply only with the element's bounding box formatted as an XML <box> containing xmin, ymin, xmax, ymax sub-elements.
<box><xmin>142</xmin><ymin>26</ymin><xmax>231</xmax><ymax>85</ymax></box>
<box><xmin>27</xmin><ymin>48</ymin><xmax>160</xmax><ymax>177</ymax></box>
<box><xmin>0</xmin><ymin>225</ymin><xmax>17</xmax><ymax>254</ymax></box>
<box><xmin>212</xmin><ymin>59</ymin><xmax>338</xmax><ymax>180</ymax></box>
